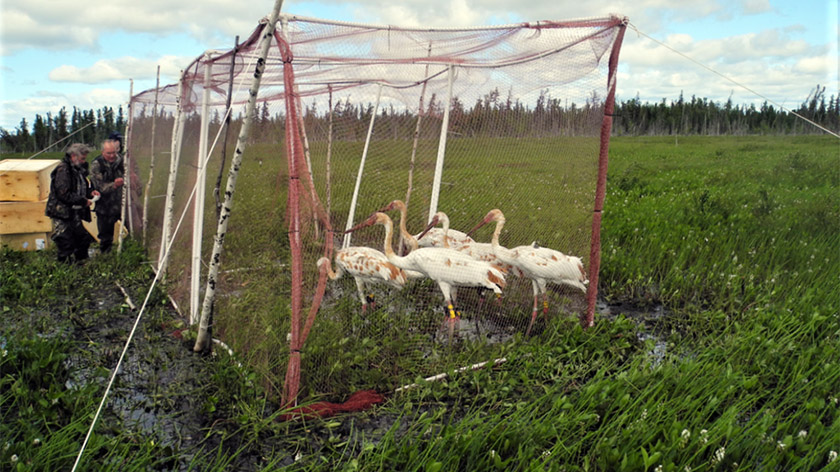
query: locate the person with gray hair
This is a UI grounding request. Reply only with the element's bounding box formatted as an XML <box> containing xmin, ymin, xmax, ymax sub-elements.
<box><xmin>89</xmin><ymin>139</ymin><xmax>124</xmax><ymax>252</ymax></box>
<box><xmin>45</xmin><ymin>143</ymin><xmax>100</xmax><ymax>263</ymax></box>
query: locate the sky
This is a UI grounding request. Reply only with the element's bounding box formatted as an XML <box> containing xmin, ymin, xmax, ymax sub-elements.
<box><xmin>0</xmin><ymin>0</ymin><xmax>837</xmax><ymax>131</ymax></box>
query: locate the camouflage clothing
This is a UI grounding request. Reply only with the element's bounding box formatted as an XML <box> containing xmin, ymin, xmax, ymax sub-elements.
<box><xmin>89</xmin><ymin>153</ymin><xmax>124</xmax><ymax>217</ymax></box>
<box><xmin>45</xmin><ymin>155</ymin><xmax>95</xmax><ymax>263</ymax></box>
<box><xmin>89</xmin><ymin>153</ymin><xmax>125</xmax><ymax>252</ymax></box>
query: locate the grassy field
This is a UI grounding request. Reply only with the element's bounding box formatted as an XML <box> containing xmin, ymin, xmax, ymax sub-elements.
<box><xmin>1</xmin><ymin>135</ymin><xmax>838</xmax><ymax>470</ymax></box>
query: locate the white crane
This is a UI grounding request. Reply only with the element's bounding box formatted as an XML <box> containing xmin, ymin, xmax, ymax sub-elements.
<box><xmin>468</xmin><ymin>208</ymin><xmax>588</xmax><ymax>335</ymax></box>
<box><xmin>420</xmin><ymin>211</ymin><xmax>524</xmax><ymax>278</ymax></box>
<box><xmin>317</xmin><ymin>247</ymin><xmax>409</xmax><ymax>313</ymax></box>
<box><xmin>378</xmin><ymin>199</ymin><xmax>473</xmax><ymax>252</ymax></box>
<box><xmin>378</xmin><ymin>199</ymin><xmax>420</xmax><ymax>254</ymax></box>
<box><xmin>347</xmin><ymin>212</ymin><xmax>506</xmax><ymax>341</ymax></box>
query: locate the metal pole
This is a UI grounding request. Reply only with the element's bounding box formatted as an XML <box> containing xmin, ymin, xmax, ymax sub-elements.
<box><xmin>326</xmin><ymin>86</ymin><xmax>333</xmax><ymax>221</ymax></box>
<box><xmin>428</xmin><ymin>65</ymin><xmax>454</xmax><ymax>222</ymax></box>
<box><xmin>584</xmin><ymin>20</ymin><xmax>627</xmax><ymax>328</ymax></box>
<box><xmin>342</xmin><ymin>84</ymin><xmax>382</xmax><ymax>248</ymax></box>
<box><xmin>191</xmin><ymin>55</ymin><xmax>212</xmax><ymax>325</ymax></box>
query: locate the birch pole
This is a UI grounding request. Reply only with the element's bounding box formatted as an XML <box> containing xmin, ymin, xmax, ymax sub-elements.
<box><xmin>158</xmin><ymin>76</ymin><xmax>186</xmax><ymax>276</ymax></box>
<box><xmin>142</xmin><ymin>65</ymin><xmax>160</xmax><ymax>246</ymax></box>
<box><xmin>214</xmin><ymin>36</ymin><xmax>239</xmax><ymax>222</ymax></box>
<box><xmin>404</xmin><ymin>44</ymin><xmax>432</xmax><ymax>211</ymax></box>
<box><xmin>118</xmin><ymin>79</ymin><xmax>134</xmax><ymax>253</ymax></box>
<box><xmin>194</xmin><ymin>0</ymin><xmax>285</xmax><ymax>352</ymax></box>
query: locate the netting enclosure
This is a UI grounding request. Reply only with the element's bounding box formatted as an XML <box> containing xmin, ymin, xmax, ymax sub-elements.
<box><xmin>127</xmin><ymin>11</ymin><xmax>627</xmax><ymax>405</ymax></box>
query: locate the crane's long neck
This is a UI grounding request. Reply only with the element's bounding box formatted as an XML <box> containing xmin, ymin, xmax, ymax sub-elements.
<box><xmin>319</xmin><ymin>256</ymin><xmax>340</xmax><ymax>280</ymax></box>
<box><xmin>491</xmin><ymin>217</ymin><xmax>505</xmax><ymax>250</ymax></box>
<box><xmin>380</xmin><ymin>217</ymin><xmax>397</xmax><ymax>259</ymax></box>
<box><xmin>440</xmin><ymin>214</ymin><xmax>451</xmax><ymax>248</ymax></box>
<box><xmin>396</xmin><ymin>202</ymin><xmax>419</xmax><ymax>251</ymax></box>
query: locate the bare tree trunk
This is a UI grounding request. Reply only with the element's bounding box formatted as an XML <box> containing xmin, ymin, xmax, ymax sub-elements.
<box><xmin>194</xmin><ymin>0</ymin><xmax>285</xmax><ymax>353</ymax></box>
<box><xmin>214</xmin><ymin>36</ymin><xmax>239</xmax><ymax>222</ymax></box>
<box><xmin>158</xmin><ymin>77</ymin><xmax>186</xmax><ymax>277</ymax></box>
<box><xmin>142</xmin><ymin>66</ymin><xmax>160</xmax><ymax>246</ymax></box>
<box><xmin>404</xmin><ymin>45</ymin><xmax>432</xmax><ymax>214</ymax></box>
<box><xmin>119</xmin><ymin>79</ymin><xmax>134</xmax><ymax>253</ymax></box>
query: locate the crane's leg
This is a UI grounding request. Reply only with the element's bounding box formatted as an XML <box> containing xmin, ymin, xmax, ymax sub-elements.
<box><xmin>437</xmin><ymin>283</ymin><xmax>459</xmax><ymax>344</ymax></box>
<box><xmin>355</xmin><ymin>278</ymin><xmax>369</xmax><ymax>313</ymax></box>
<box><xmin>446</xmin><ymin>299</ymin><xmax>459</xmax><ymax>343</ymax></box>
<box><xmin>526</xmin><ymin>280</ymin><xmax>539</xmax><ymax>336</ymax></box>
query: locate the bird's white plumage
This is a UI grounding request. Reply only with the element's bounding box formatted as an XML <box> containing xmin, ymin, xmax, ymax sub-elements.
<box><xmin>471</xmin><ymin>208</ymin><xmax>587</xmax><ymax>334</ymax></box>
<box><xmin>318</xmin><ymin>246</ymin><xmax>408</xmax><ymax>309</ymax></box>
<box><xmin>415</xmin><ymin>227</ymin><xmax>475</xmax><ymax>250</ymax></box>
<box><xmin>365</xmin><ymin>212</ymin><xmax>506</xmax><ymax>302</ymax></box>
<box><xmin>422</xmin><ymin>211</ymin><xmax>524</xmax><ymax>277</ymax></box>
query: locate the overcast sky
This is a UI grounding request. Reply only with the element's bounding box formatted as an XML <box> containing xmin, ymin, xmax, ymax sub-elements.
<box><xmin>0</xmin><ymin>0</ymin><xmax>837</xmax><ymax>131</ymax></box>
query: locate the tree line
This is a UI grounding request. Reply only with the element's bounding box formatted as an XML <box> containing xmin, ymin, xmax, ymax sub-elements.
<box><xmin>0</xmin><ymin>106</ymin><xmax>127</xmax><ymax>154</ymax></box>
<box><xmin>612</xmin><ymin>86</ymin><xmax>838</xmax><ymax>136</ymax></box>
<box><xmin>4</xmin><ymin>85</ymin><xmax>837</xmax><ymax>154</ymax></box>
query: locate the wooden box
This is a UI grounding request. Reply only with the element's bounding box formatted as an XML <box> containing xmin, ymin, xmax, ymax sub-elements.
<box><xmin>0</xmin><ymin>200</ymin><xmax>52</xmax><ymax>234</ymax></box>
<box><xmin>0</xmin><ymin>232</ymin><xmax>51</xmax><ymax>251</ymax></box>
<box><xmin>0</xmin><ymin>159</ymin><xmax>59</xmax><ymax>202</ymax></box>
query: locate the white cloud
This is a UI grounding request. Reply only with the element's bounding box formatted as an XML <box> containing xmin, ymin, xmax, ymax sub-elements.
<box><xmin>739</xmin><ymin>0</ymin><xmax>774</xmax><ymax>15</ymax></box>
<box><xmin>0</xmin><ymin>0</ymin><xmax>747</xmax><ymax>55</ymax></box>
<box><xmin>0</xmin><ymin>8</ymin><xmax>98</xmax><ymax>55</ymax></box>
<box><xmin>1</xmin><ymin>0</ymin><xmax>271</xmax><ymax>55</ymax></box>
<box><xmin>1</xmin><ymin>0</ymin><xmax>836</xmax><ymax>129</ymax></box>
<box><xmin>48</xmin><ymin>56</ymin><xmax>194</xmax><ymax>84</ymax></box>
<box><xmin>1</xmin><ymin>87</ymin><xmax>130</xmax><ymax>130</ymax></box>
<box><xmin>794</xmin><ymin>55</ymin><xmax>836</xmax><ymax>75</ymax></box>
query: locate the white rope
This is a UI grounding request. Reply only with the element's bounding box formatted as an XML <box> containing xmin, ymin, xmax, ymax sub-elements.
<box><xmin>71</xmin><ymin>171</ymin><xmax>195</xmax><ymax>472</ymax></box>
<box><xmin>71</xmin><ymin>49</ymin><xmax>260</xmax><ymax>472</ymax></box>
<box><xmin>628</xmin><ymin>23</ymin><xmax>840</xmax><ymax>139</ymax></box>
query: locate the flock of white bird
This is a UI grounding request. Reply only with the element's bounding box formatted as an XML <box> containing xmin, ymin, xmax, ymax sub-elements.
<box><xmin>317</xmin><ymin>200</ymin><xmax>588</xmax><ymax>337</ymax></box>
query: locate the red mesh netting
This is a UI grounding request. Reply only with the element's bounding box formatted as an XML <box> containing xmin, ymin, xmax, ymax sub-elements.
<box><xmin>127</xmin><ymin>13</ymin><xmax>627</xmax><ymax>408</ymax></box>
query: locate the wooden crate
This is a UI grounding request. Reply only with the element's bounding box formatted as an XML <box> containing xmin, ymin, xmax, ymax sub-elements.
<box><xmin>0</xmin><ymin>200</ymin><xmax>52</xmax><ymax>234</ymax></box>
<box><xmin>0</xmin><ymin>159</ymin><xmax>59</xmax><ymax>202</ymax></box>
<box><xmin>0</xmin><ymin>232</ymin><xmax>51</xmax><ymax>251</ymax></box>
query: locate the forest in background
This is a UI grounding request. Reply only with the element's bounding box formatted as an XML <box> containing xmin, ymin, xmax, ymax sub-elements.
<box><xmin>1</xmin><ymin>85</ymin><xmax>837</xmax><ymax>154</ymax></box>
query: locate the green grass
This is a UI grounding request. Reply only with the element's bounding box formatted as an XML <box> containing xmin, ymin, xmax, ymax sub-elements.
<box><xmin>2</xmin><ymin>135</ymin><xmax>838</xmax><ymax>471</ymax></box>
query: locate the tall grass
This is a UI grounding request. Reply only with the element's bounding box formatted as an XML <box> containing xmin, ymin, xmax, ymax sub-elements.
<box><xmin>282</xmin><ymin>135</ymin><xmax>839</xmax><ymax>471</ymax></box>
<box><xmin>2</xmin><ymin>135</ymin><xmax>837</xmax><ymax>471</ymax></box>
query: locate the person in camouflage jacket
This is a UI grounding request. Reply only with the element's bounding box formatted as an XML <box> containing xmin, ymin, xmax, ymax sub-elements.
<box><xmin>89</xmin><ymin>139</ymin><xmax>125</xmax><ymax>253</ymax></box>
<box><xmin>45</xmin><ymin>143</ymin><xmax>100</xmax><ymax>263</ymax></box>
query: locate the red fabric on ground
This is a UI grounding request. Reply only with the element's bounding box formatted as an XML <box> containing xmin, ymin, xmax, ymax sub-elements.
<box><xmin>279</xmin><ymin>390</ymin><xmax>384</xmax><ymax>421</ymax></box>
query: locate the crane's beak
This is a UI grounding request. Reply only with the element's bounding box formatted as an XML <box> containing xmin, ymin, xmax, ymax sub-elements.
<box><xmin>466</xmin><ymin>219</ymin><xmax>486</xmax><ymax>238</ymax></box>
<box><xmin>467</xmin><ymin>210</ymin><xmax>499</xmax><ymax>237</ymax></box>
<box><xmin>378</xmin><ymin>200</ymin><xmax>397</xmax><ymax>212</ymax></box>
<box><xmin>415</xmin><ymin>215</ymin><xmax>439</xmax><ymax>241</ymax></box>
<box><xmin>345</xmin><ymin>213</ymin><xmax>378</xmax><ymax>233</ymax></box>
